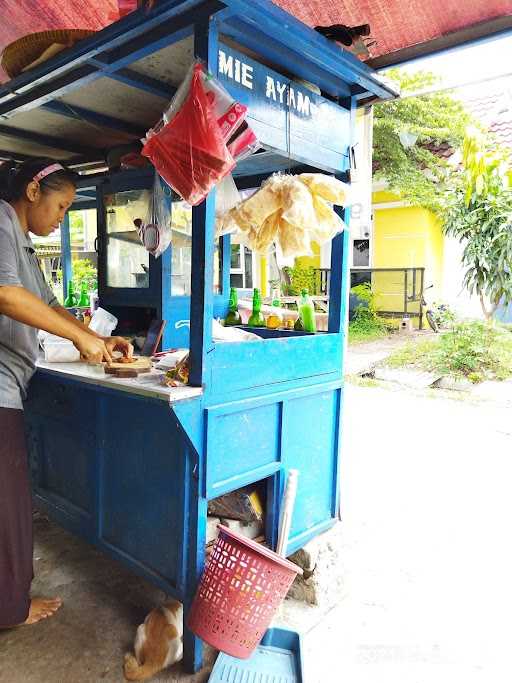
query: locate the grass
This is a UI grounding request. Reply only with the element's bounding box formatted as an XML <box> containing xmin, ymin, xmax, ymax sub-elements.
<box><xmin>347</xmin><ymin>305</ymin><xmax>393</xmax><ymax>345</ymax></box>
<box><xmin>385</xmin><ymin>340</ymin><xmax>438</xmax><ymax>368</ymax></box>
<box><xmin>348</xmin><ymin>283</ymin><xmax>393</xmax><ymax>345</ymax></box>
<box><xmin>384</xmin><ymin>321</ymin><xmax>512</xmax><ymax>383</ymax></box>
<box><xmin>345</xmin><ymin>374</ymin><xmax>382</xmax><ymax>388</ymax></box>
<box><xmin>348</xmin><ymin>322</ymin><xmax>391</xmax><ymax>345</ymax></box>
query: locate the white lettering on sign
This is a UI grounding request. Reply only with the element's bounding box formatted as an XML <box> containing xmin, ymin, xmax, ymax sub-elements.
<box><xmin>276</xmin><ymin>81</ymin><xmax>287</xmax><ymax>104</ymax></box>
<box><xmin>218</xmin><ymin>49</ymin><xmax>312</xmax><ymax>117</ymax></box>
<box><xmin>296</xmin><ymin>91</ymin><xmax>311</xmax><ymax>116</ymax></box>
<box><xmin>218</xmin><ymin>50</ymin><xmax>253</xmax><ymax>90</ymax></box>
<box><xmin>218</xmin><ymin>51</ymin><xmax>234</xmax><ymax>79</ymax></box>
<box><xmin>266</xmin><ymin>75</ymin><xmax>276</xmax><ymax>100</ymax></box>
<box><xmin>241</xmin><ymin>63</ymin><xmax>253</xmax><ymax>89</ymax></box>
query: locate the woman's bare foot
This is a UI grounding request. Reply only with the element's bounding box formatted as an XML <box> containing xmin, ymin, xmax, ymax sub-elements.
<box><xmin>24</xmin><ymin>597</ymin><xmax>62</xmax><ymax>625</ymax></box>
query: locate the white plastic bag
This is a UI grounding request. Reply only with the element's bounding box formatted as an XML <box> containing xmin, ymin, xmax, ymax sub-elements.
<box><xmin>216</xmin><ymin>173</ymin><xmax>241</xmax><ymax>217</ymax></box>
<box><xmin>212</xmin><ymin>318</ymin><xmax>262</xmax><ymax>342</ymax></box>
<box><xmin>38</xmin><ymin>331</ymin><xmax>80</xmax><ymax>362</ymax></box>
<box><xmin>89</xmin><ymin>307</ymin><xmax>118</xmax><ymax>337</ymax></box>
<box><xmin>136</xmin><ymin>172</ymin><xmax>172</xmax><ymax>259</ymax></box>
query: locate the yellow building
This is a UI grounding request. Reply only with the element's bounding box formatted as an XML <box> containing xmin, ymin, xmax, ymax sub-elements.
<box><xmin>371</xmin><ymin>185</ymin><xmax>444</xmax><ymax>325</ymax></box>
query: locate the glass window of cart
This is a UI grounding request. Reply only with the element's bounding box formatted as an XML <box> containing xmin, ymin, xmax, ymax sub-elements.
<box><xmin>105</xmin><ymin>189</ymin><xmax>150</xmax><ymax>288</ymax></box>
<box><xmin>171</xmin><ymin>200</ymin><xmax>221</xmax><ymax>295</ymax></box>
<box><xmin>104</xmin><ymin>190</ymin><xmax>221</xmax><ymax>293</ymax></box>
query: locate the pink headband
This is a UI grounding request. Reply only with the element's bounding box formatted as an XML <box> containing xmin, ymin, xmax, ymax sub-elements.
<box><xmin>33</xmin><ymin>163</ymin><xmax>64</xmax><ymax>183</ymax></box>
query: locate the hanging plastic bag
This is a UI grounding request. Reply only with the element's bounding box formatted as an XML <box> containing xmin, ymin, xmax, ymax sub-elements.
<box><xmin>142</xmin><ymin>62</ymin><xmax>236</xmax><ymax>205</ymax></box>
<box><xmin>227</xmin><ymin>121</ymin><xmax>260</xmax><ymax>162</ymax></box>
<box><xmin>216</xmin><ymin>173</ymin><xmax>241</xmax><ymax>218</ymax></box>
<box><xmin>162</xmin><ymin>62</ymin><xmax>247</xmax><ymax>142</ymax></box>
<box><xmin>135</xmin><ymin>172</ymin><xmax>172</xmax><ymax>259</ymax></box>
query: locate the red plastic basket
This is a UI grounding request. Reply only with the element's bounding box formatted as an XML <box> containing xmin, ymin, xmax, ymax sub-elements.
<box><xmin>187</xmin><ymin>525</ymin><xmax>302</xmax><ymax>659</ymax></box>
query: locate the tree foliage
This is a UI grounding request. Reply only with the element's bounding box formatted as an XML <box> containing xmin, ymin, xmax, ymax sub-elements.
<box><xmin>443</xmin><ymin>130</ymin><xmax>512</xmax><ymax>318</ymax></box>
<box><xmin>373</xmin><ymin>69</ymin><xmax>471</xmax><ymax>213</ymax></box>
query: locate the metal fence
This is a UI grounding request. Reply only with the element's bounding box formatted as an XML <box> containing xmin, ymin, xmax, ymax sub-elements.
<box><xmin>314</xmin><ymin>267</ymin><xmax>426</xmax><ymax>329</ymax></box>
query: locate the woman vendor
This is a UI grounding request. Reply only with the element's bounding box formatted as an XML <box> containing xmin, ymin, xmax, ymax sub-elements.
<box><xmin>0</xmin><ymin>158</ymin><xmax>133</xmax><ymax>628</ymax></box>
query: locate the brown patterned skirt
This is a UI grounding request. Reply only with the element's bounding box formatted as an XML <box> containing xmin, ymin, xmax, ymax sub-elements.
<box><xmin>0</xmin><ymin>407</ymin><xmax>33</xmax><ymax>627</ymax></box>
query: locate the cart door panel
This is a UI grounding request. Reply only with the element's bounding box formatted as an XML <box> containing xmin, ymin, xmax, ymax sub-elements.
<box><xmin>25</xmin><ymin>375</ymin><xmax>97</xmax><ymax>535</ymax></box>
<box><xmin>283</xmin><ymin>387</ymin><xmax>341</xmax><ymax>546</ymax></box>
<box><xmin>99</xmin><ymin>394</ymin><xmax>187</xmax><ymax>590</ymax></box>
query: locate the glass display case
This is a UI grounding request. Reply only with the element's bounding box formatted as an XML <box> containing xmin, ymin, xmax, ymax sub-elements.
<box><xmin>97</xmin><ymin>171</ymin><xmax>227</xmax><ymax>352</ymax></box>
<box><xmin>171</xmin><ymin>200</ymin><xmax>192</xmax><ymax>296</ymax></box>
<box><xmin>171</xmin><ymin>200</ymin><xmax>221</xmax><ymax>295</ymax></box>
<box><xmin>103</xmin><ymin>191</ymin><xmax>220</xmax><ymax>295</ymax></box>
<box><xmin>104</xmin><ymin>188</ymin><xmax>151</xmax><ymax>289</ymax></box>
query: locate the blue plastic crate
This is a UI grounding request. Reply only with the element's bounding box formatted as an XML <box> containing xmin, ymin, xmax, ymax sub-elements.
<box><xmin>208</xmin><ymin>627</ymin><xmax>304</xmax><ymax>683</ymax></box>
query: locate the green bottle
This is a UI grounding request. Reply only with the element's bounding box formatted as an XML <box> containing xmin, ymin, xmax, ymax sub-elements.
<box><xmin>248</xmin><ymin>288</ymin><xmax>266</xmax><ymax>327</ymax></box>
<box><xmin>224</xmin><ymin>287</ymin><xmax>242</xmax><ymax>326</ymax></box>
<box><xmin>78</xmin><ymin>280</ymin><xmax>90</xmax><ymax>308</ymax></box>
<box><xmin>298</xmin><ymin>288</ymin><xmax>316</xmax><ymax>333</ymax></box>
<box><xmin>64</xmin><ymin>280</ymin><xmax>77</xmax><ymax>308</ymax></box>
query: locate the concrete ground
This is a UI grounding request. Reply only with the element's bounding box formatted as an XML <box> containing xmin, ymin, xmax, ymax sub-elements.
<box><xmin>2</xmin><ymin>380</ymin><xmax>511</xmax><ymax>682</ymax></box>
<box><xmin>308</xmin><ymin>381</ymin><xmax>512</xmax><ymax>683</ymax></box>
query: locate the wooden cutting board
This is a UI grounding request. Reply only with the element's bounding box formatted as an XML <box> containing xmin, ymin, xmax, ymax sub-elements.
<box><xmin>105</xmin><ymin>356</ymin><xmax>152</xmax><ymax>377</ymax></box>
<box><xmin>82</xmin><ymin>356</ymin><xmax>152</xmax><ymax>378</ymax></box>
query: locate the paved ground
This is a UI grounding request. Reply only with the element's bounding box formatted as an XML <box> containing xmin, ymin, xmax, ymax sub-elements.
<box><xmin>307</xmin><ymin>382</ymin><xmax>512</xmax><ymax>683</ymax></box>
<box><xmin>2</xmin><ymin>379</ymin><xmax>510</xmax><ymax>682</ymax></box>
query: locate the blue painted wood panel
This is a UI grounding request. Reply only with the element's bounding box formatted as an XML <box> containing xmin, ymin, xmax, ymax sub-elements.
<box><xmin>100</xmin><ymin>394</ymin><xmax>187</xmax><ymax>588</ymax></box>
<box><xmin>208</xmin><ymin>333</ymin><xmax>343</xmax><ymax>396</ymax></box>
<box><xmin>283</xmin><ymin>388</ymin><xmax>341</xmax><ymax>547</ymax></box>
<box><xmin>204</xmin><ymin>381</ymin><xmax>342</xmax><ymax>536</ymax></box>
<box><xmin>205</xmin><ymin>401</ymin><xmax>281</xmax><ymax>497</ymax></box>
<box><xmin>24</xmin><ymin>375</ymin><xmax>98</xmax><ymax>530</ymax></box>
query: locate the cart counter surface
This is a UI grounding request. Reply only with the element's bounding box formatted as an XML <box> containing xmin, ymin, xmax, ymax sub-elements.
<box><xmin>35</xmin><ymin>357</ymin><xmax>202</xmax><ymax>404</ymax></box>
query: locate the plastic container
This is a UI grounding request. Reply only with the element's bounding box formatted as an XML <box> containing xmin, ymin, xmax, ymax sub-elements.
<box><xmin>209</xmin><ymin>627</ymin><xmax>304</xmax><ymax>683</ymax></box>
<box><xmin>88</xmin><ymin>307</ymin><xmax>118</xmax><ymax>337</ymax></box>
<box><xmin>187</xmin><ymin>525</ymin><xmax>302</xmax><ymax>659</ymax></box>
<box><xmin>41</xmin><ymin>334</ymin><xmax>80</xmax><ymax>363</ymax></box>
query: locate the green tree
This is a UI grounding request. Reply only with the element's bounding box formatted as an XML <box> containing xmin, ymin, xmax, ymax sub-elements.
<box><xmin>373</xmin><ymin>70</ymin><xmax>471</xmax><ymax>213</ymax></box>
<box><xmin>443</xmin><ymin>129</ymin><xmax>512</xmax><ymax>319</ymax></box>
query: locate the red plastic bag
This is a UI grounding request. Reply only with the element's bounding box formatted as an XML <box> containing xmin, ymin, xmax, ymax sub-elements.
<box><xmin>142</xmin><ymin>64</ymin><xmax>236</xmax><ymax>206</ymax></box>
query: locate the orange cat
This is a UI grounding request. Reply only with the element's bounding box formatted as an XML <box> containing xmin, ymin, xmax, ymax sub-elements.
<box><xmin>124</xmin><ymin>600</ymin><xmax>183</xmax><ymax>681</ymax></box>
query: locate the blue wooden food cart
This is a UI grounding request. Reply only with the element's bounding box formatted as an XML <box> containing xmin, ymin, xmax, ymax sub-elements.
<box><xmin>0</xmin><ymin>0</ymin><xmax>395</xmax><ymax>671</ymax></box>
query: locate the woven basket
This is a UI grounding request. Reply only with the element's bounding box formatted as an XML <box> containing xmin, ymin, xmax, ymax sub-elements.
<box><xmin>1</xmin><ymin>29</ymin><xmax>95</xmax><ymax>78</ymax></box>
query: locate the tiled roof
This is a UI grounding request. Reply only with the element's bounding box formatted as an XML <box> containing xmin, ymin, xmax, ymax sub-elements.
<box><xmin>490</xmin><ymin>119</ymin><xmax>512</xmax><ymax>147</ymax></box>
<box><xmin>421</xmin><ymin>141</ymin><xmax>454</xmax><ymax>160</ymax></box>
<box><xmin>458</xmin><ymin>77</ymin><xmax>512</xmax><ymax>149</ymax></box>
<box><xmin>410</xmin><ymin>78</ymin><xmax>512</xmax><ymax>162</ymax></box>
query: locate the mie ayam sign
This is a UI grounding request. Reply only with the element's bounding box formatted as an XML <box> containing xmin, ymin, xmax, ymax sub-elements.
<box><xmin>218</xmin><ymin>47</ymin><xmax>313</xmax><ymax>118</ymax></box>
<box><xmin>216</xmin><ymin>45</ymin><xmax>350</xmax><ymax>171</ymax></box>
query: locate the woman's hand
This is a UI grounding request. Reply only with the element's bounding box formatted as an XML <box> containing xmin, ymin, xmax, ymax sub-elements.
<box><xmin>104</xmin><ymin>336</ymin><xmax>134</xmax><ymax>359</ymax></box>
<box><xmin>73</xmin><ymin>332</ymin><xmax>113</xmax><ymax>364</ymax></box>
